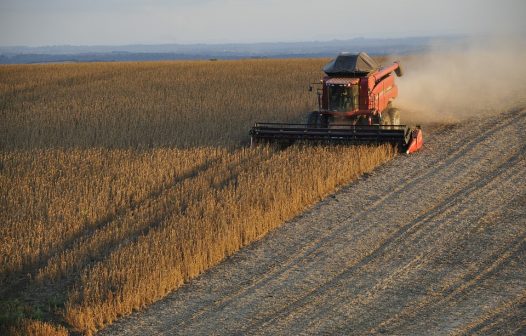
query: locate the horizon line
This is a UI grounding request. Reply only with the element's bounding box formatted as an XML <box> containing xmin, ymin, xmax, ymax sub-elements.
<box><xmin>0</xmin><ymin>34</ymin><xmax>472</xmax><ymax>50</ymax></box>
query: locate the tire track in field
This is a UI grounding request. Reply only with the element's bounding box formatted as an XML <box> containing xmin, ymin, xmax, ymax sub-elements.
<box><xmin>163</xmin><ymin>108</ymin><xmax>526</xmax><ymax>332</ymax></box>
<box><xmin>336</xmin><ymin>148</ymin><xmax>526</xmax><ymax>334</ymax></box>
<box><xmin>308</xmin><ymin>166</ymin><xmax>526</xmax><ymax>335</ymax></box>
<box><xmin>459</xmin><ymin>291</ymin><xmax>526</xmax><ymax>335</ymax></box>
<box><xmin>244</xmin><ymin>145</ymin><xmax>525</xmax><ymax>334</ymax></box>
<box><xmin>359</xmin><ymin>233</ymin><xmax>526</xmax><ymax>336</ymax></box>
<box><xmin>401</xmin><ymin>218</ymin><xmax>526</xmax><ymax>335</ymax></box>
<box><xmin>373</xmin><ymin>234</ymin><xmax>526</xmax><ymax>334</ymax></box>
<box><xmin>99</xmin><ymin>107</ymin><xmax>526</xmax><ymax>336</ymax></box>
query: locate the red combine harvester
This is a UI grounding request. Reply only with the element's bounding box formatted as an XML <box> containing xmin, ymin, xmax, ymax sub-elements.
<box><xmin>250</xmin><ymin>52</ymin><xmax>423</xmax><ymax>153</ymax></box>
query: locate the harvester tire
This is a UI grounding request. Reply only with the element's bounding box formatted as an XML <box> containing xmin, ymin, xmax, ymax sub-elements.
<box><xmin>307</xmin><ymin>112</ymin><xmax>319</xmax><ymax>128</ymax></box>
<box><xmin>320</xmin><ymin>115</ymin><xmax>329</xmax><ymax>128</ymax></box>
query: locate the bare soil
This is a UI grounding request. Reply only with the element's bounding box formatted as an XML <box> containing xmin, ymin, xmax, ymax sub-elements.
<box><xmin>100</xmin><ymin>106</ymin><xmax>526</xmax><ymax>335</ymax></box>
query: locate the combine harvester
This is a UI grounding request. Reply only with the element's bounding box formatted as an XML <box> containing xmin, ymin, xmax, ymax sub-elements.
<box><xmin>250</xmin><ymin>52</ymin><xmax>423</xmax><ymax>153</ymax></box>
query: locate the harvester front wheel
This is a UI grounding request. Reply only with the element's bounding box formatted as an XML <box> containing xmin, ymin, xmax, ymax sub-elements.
<box><xmin>320</xmin><ymin>115</ymin><xmax>330</xmax><ymax>128</ymax></box>
<box><xmin>307</xmin><ymin>112</ymin><xmax>319</xmax><ymax>128</ymax></box>
<box><xmin>307</xmin><ymin>112</ymin><xmax>330</xmax><ymax>128</ymax></box>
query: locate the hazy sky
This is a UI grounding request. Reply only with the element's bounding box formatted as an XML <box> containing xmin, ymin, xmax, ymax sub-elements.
<box><xmin>1</xmin><ymin>0</ymin><xmax>525</xmax><ymax>46</ymax></box>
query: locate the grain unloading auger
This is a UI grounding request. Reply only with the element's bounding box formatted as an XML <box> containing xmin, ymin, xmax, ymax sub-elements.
<box><xmin>249</xmin><ymin>52</ymin><xmax>423</xmax><ymax>153</ymax></box>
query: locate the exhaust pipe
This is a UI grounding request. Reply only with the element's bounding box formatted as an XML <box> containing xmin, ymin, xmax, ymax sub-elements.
<box><xmin>394</xmin><ymin>62</ymin><xmax>403</xmax><ymax>77</ymax></box>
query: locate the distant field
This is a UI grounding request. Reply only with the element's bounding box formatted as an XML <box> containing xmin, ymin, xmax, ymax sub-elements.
<box><xmin>0</xmin><ymin>59</ymin><xmax>324</xmax><ymax>148</ymax></box>
<box><xmin>0</xmin><ymin>59</ymin><xmax>393</xmax><ymax>335</ymax></box>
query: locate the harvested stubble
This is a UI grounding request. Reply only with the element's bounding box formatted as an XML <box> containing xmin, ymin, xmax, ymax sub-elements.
<box><xmin>0</xmin><ymin>59</ymin><xmax>394</xmax><ymax>335</ymax></box>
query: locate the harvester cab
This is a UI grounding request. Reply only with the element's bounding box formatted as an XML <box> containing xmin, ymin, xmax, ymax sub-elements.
<box><xmin>327</xmin><ymin>81</ymin><xmax>359</xmax><ymax>112</ymax></box>
<box><xmin>250</xmin><ymin>52</ymin><xmax>423</xmax><ymax>153</ymax></box>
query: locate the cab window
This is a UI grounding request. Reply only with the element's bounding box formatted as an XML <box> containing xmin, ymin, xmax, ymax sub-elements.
<box><xmin>328</xmin><ymin>84</ymin><xmax>359</xmax><ymax>111</ymax></box>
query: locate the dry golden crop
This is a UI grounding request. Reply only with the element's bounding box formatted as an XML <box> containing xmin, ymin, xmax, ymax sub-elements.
<box><xmin>0</xmin><ymin>60</ymin><xmax>321</xmax><ymax>149</ymax></box>
<box><xmin>6</xmin><ymin>319</ymin><xmax>68</xmax><ymax>336</ymax></box>
<box><xmin>0</xmin><ymin>59</ymin><xmax>394</xmax><ymax>335</ymax></box>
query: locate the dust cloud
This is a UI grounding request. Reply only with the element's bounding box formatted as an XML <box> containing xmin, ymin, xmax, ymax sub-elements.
<box><xmin>395</xmin><ymin>37</ymin><xmax>526</xmax><ymax>125</ymax></box>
